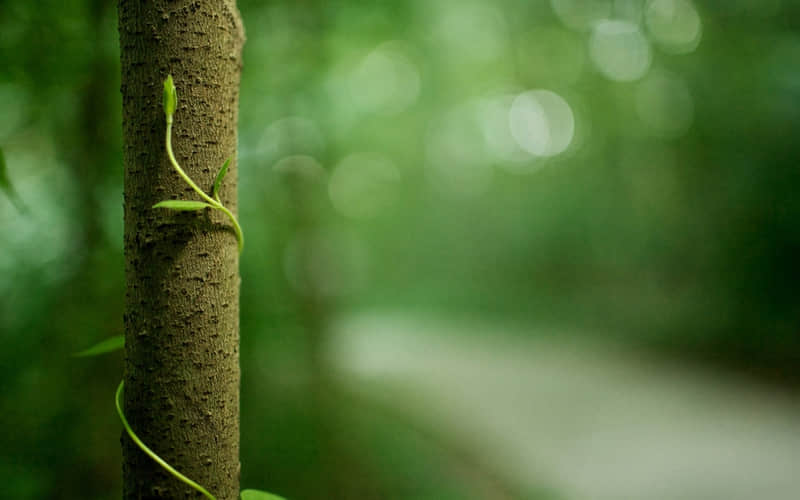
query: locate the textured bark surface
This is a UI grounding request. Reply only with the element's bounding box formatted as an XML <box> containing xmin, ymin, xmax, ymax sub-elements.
<box><xmin>118</xmin><ymin>1</ymin><xmax>244</xmax><ymax>498</ymax></box>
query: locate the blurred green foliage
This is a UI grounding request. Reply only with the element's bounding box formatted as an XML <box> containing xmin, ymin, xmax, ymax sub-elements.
<box><xmin>1</xmin><ymin>0</ymin><xmax>799</xmax><ymax>498</ymax></box>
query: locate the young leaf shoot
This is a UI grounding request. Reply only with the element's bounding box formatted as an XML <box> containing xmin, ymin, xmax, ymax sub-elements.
<box><xmin>155</xmin><ymin>75</ymin><xmax>244</xmax><ymax>252</ymax></box>
<box><xmin>213</xmin><ymin>157</ymin><xmax>231</xmax><ymax>202</ymax></box>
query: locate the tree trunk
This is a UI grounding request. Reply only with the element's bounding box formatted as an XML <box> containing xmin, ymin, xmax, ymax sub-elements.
<box><xmin>118</xmin><ymin>1</ymin><xmax>244</xmax><ymax>498</ymax></box>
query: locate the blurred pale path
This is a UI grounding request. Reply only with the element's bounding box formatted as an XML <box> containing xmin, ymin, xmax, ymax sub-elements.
<box><xmin>329</xmin><ymin>314</ymin><xmax>800</xmax><ymax>500</ymax></box>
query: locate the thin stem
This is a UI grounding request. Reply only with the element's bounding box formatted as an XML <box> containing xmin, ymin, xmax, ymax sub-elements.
<box><xmin>165</xmin><ymin>117</ymin><xmax>244</xmax><ymax>252</ymax></box>
<box><xmin>116</xmin><ymin>380</ymin><xmax>217</xmax><ymax>500</ymax></box>
<box><xmin>218</xmin><ymin>204</ymin><xmax>244</xmax><ymax>253</ymax></box>
<box><xmin>165</xmin><ymin>119</ymin><xmax>221</xmax><ymax>209</ymax></box>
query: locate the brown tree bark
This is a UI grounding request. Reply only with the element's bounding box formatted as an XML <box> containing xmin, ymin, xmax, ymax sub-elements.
<box><xmin>118</xmin><ymin>1</ymin><xmax>244</xmax><ymax>498</ymax></box>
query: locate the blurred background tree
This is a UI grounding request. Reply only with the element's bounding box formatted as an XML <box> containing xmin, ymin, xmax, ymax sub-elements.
<box><xmin>1</xmin><ymin>0</ymin><xmax>799</xmax><ymax>499</ymax></box>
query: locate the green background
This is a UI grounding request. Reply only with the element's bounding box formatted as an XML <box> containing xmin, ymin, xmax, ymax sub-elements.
<box><xmin>1</xmin><ymin>0</ymin><xmax>799</xmax><ymax>498</ymax></box>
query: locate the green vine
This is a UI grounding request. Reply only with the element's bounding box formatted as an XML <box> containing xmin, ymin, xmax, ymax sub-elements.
<box><xmin>154</xmin><ymin>75</ymin><xmax>244</xmax><ymax>253</ymax></box>
<box><xmin>73</xmin><ymin>75</ymin><xmax>283</xmax><ymax>500</ymax></box>
<box><xmin>115</xmin><ymin>380</ymin><xmax>216</xmax><ymax>499</ymax></box>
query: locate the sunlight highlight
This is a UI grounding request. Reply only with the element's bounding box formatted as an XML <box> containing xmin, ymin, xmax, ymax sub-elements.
<box><xmin>509</xmin><ymin>90</ymin><xmax>575</xmax><ymax>158</ymax></box>
<box><xmin>550</xmin><ymin>0</ymin><xmax>613</xmax><ymax>31</ymax></box>
<box><xmin>645</xmin><ymin>0</ymin><xmax>702</xmax><ymax>54</ymax></box>
<box><xmin>589</xmin><ymin>20</ymin><xmax>652</xmax><ymax>82</ymax></box>
<box><xmin>258</xmin><ymin>117</ymin><xmax>326</xmax><ymax>162</ymax></box>
<box><xmin>349</xmin><ymin>42</ymin><xmax>420</xmax><ymax>115</ymax></box>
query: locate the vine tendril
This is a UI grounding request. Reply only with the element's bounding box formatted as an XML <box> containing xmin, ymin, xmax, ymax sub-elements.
<box><xmin>116</xmin><ymin>380</ymin><xmax>217</xmax><ymax>500</ymax></box>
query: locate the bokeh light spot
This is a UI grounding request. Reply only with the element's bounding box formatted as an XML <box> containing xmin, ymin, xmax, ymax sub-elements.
<box><xmin>590</xmin><ymin>20</ymin><xmax>652</xmax><ymax>82</ymax></box>
<box><xmin>477</xmin><ymin>93</ymin><xmax>533</xmax><ymax>166</ymax></box>
<box><xmin>349</xmin><ymin>41</ymin><xmax>421</xmax><ymax>115</ymax></box>
<box><xmin>258</xmin><ymin>116</ymin><xmax>326</xmax><ymax>162</ymax></box>
<box><xmin>550</xmin><ymin>0</ymin><xmax>613</xmax><ymax>31</ymax></box>
<box><xmin>273</xmin><ymin>155</ymin><xmax>327</xmax><ymax>182</ymax></box>
<box><xmin>613</xmin><ymin>0</ymin><xmax>645</xmax><ymax>23</ymax></box>
<box><xmin>645</xmin><ymin>0</ymin><xmax>702</xmax><ymax>54</ymax></box>
<box><xmin>509</xmin><ymin>90</ymin><xmax>575</xmax><ymax>157</ymax></box>
<box><xmin>431</xmin><ymin>1</ymin><xmax>509</xmax><ymax>64</ymax></box>
<box><xmin>0</xmin><ymin>148</ymin><xmax>77</xmax><ymax>294</ymax></box>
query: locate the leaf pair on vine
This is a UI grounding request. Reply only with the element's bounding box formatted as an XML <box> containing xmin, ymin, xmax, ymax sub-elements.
<box><xmin>153</xmin><ymin>158</ymin><xmax>230</xmax><ymax>212</ymax></box>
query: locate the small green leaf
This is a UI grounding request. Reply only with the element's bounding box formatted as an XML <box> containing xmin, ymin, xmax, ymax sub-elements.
<box><xmin>0</xmin><ymin>147</ymin><xmax>8</xmax><ymax>192</ymax></box>
<box><xmin>153</xmin><ymin>200</ymin><xmax>212</xmax><ymax>211</ymax></box>
<box><xmin>163</xmin><ymin>75</ymin><xmax>177</xmax><ymax>118</ymax></box>
<box><xmin>241</xmin><ymin>490</ymin><xmax>286</xmax><ymax>500</ymax></box>
<box><xmin>212</xmin><ymin>157</ymin><xmax>231</xmax><ymax>200</ymax></box>
<box><xmin>73</xmin><ymin>335</ymin><xmax>124</xmax><ymax>357</ymax></box>
<box><xmin>0</xmin><ymin>147</ymin><xmax>25</xmax><ymax>212</ymax></box>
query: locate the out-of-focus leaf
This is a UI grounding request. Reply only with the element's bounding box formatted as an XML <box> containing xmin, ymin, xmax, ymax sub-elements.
<box><xmin>73</xmin><ymin>335</ymin><xmax>124</xmax><ymax>357</ymax></box>
<box><xmin>153</xmin><ymin>200</ymin><xmax>212</xmax><ymax>211</ymax></box>
<box><xmin>240</xmin><ymin>489</ymin><xmax>287</xmax><ymax>500</ymax></box>
<box><xmin>0</xmin><ymin>147</ymin><xmax>8</xmax><ymax>192</ymax></box>
<box><xmin>0</xmin><ymin>147</ymin><xmax>25</xmax><ymax>212</ymax></box>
